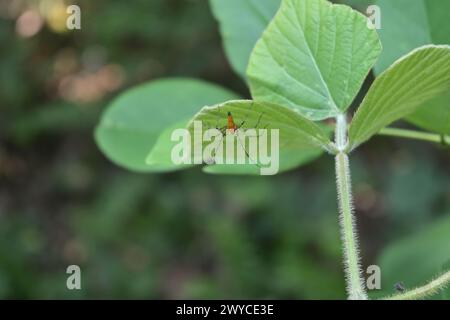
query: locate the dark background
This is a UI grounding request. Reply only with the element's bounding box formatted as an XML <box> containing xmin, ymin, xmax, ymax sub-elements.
<box><xmin>0</xmin><ymin>0</ymin><xmax>448</xmax><ymax>299</ymax></box>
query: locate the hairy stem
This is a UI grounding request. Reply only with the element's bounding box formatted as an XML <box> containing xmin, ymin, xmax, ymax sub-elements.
<box><xmin>382</xmin><ymin>270</ymin><xmax>450</xmax><ymax>300</ymax></box>
<box><xmin>335</xmin><ymin>152</ymin><xmax>367</xmax><ymax>300</ymax></box>
<box><xmin>335</xmin><ymin>114</ymin><xmax>367</xmax><ymax>300</ymax></box>
<box><xmin>378</xmin><ymin>127</ymin><xmax>450</xmax><ymax>145</ymax></box>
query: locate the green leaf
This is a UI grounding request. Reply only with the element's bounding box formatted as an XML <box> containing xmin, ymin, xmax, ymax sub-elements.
<box><xmin>373</xmin><ymin>0</ymin><xmax>450</xmax><ymax>134</ymax></box>
<box><xmin>374</xmin><ymin>0</ymin><xmax>450</xmax><ymax>74</ymax></box>
<box><xmin>247</xmin><ymin>0</ymin><xmax>382</xmax><ymax>121</ymax></box>
<box><xmin>95</xmin><ymin>78</ymin><xmax>239</xmax><ymax>172</ymax></box>
<box><xmin>144</xmin><ymin>120</ymin><xmax>195</xmax><ymax>173</ymax></box>
<box><xmin>373</xmin><ymin>215</ymin><xmax>450</xmax><ymax>300</ymax></box>
<box><xmin>407</xmin><ymin>93</ymin><xmax>450</xmax><ymax>135</ymax></box>
<box><xmin>209</xmin><ymin>0</ymin><xmax>281</xmax><ymax>79</ymax></box>
<box><xmin>203</xmin><ymin>148</ymin><xmax>324</xmax><ymax>175</ymax></box>
<box><xmin>187</xmin><ymin>100</ymin><xmax>333</xmax><ymax>175</ymax></box>
<box><xmin>349</xmin><ymin>45</ymin><xmax>450</xmax><ymax>150</ymax></box>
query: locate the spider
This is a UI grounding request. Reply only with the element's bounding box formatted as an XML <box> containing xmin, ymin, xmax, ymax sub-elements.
<box><xmin>203</xmin><ymin>105</ymin><xmax>268</xmax><ymax>166</ymax></box>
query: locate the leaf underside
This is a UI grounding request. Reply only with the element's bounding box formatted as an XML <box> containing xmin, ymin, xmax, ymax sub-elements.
<box><xmin>349</xmin><ymin>45</ymin><xmax>450</xmax><ymax>150</ymax></box>
<box><xmin>407</xmin><ymin>93</ymin><xmax>450</xmax><ymax>135</ymax></box>
<box><xmin>187</xmin><ymin>100</ymin><xmax>332</xmax><ymax>175</ymax></box>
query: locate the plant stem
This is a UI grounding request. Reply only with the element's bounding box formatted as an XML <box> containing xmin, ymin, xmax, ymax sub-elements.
<box><xmin>382</xmin><ymin>270</ymin><xmax>450</xmax><ymax>300</ymax></box>
<box><xmin>335</xmin><ymin>152</ymin><xmax>367</xmax><ymax>300</ymax></box>
<box><xmin>378</xmin><ymin>127</ymin><xmax>450</xmax><ymax>145</ymax></box>
<box><xmin>335</xmin><ymin>114</ymin><xmax>367</xmax><ymax>300</ymax></box>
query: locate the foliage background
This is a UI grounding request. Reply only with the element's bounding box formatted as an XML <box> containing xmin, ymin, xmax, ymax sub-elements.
<box><xmin>0</xmin><ymin>0</ymin><xmax>448</xmax><ymax>299</ymax></box>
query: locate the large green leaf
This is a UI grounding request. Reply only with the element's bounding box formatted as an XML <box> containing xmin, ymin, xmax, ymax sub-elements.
<box><xmin>348</xmin><ymin>46</ymin><xmax>450</xmax><ymax>150</ymax></box>
<box><xmin>187</xmin><ymin>100</ymin><xmax>333</xmax><ymax>175</ymax></box>
<box><xmin>373</xmin><ymin>215</ymin><xmax>450</xmax><ymax>300</ymax></box>
<box><xmin>209</xmin><ymin>0</ymin><xmax>281</xmax><ymax>79</ymax></box>
<box><xmin>407</xmin><ymin>93</ymin><xmax>450</xmax><ymax>135</ymax></box>
<box><xmin>373</xmin><ymin>0</ymin><xmax>450</xmax><ymax>134</ymax></box>
<box><xmin>247</xmin><ymin>0</ymin><xmax>382</xmax><ymax>121</ymax></box>
<box><xmin>374</xmin><ymin>0</ymin><xmax>450</xmax><ymax>74</ymax></box>
<box><xmin>95</xmin><ymin>78</ymin><xmax>239</xmax><ymax>172</ymax></box>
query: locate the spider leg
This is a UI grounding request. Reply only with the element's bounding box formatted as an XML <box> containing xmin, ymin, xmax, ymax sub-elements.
<box><xmin>217</xmin><ymin>125</ymin><xmax>227</xmax><ymax>136</ymax></box>
<box><xmin>235</xmin><ymin>132</ymin><xmax>262</xmax><ymax>168</ymax></box>
<box><xmin>205</xmin><ymin>126</ymin><xmax>226</xmax><ymax>165</ymax></box>
<box><xmin>254</xmin><ymin>112</ymin><xmax>264</xmax><ymax>128</ymax></box>
<box><xmin>239</xmin><ymin>101</ymin><xmax>256</xmax><ymax>128</ymax></box>
<box><xmin>237</xmin><ymin>112</ymin><xmax>269</xmax><ymax>138</ymax></box>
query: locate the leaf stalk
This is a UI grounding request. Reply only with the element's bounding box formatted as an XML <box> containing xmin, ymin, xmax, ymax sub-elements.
<box><xmin>378</xmin><ymin>127</ymin><xmax>450</xmax><ymax>146</ymax></box>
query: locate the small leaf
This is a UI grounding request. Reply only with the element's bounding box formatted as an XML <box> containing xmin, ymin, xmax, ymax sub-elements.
<box><xmin>95</xmin><ymin>78</ymin><xmax>239</xmax><ymax>172</ymax></box>
<box><xmin>349</xmin><ymin>45</ymin><xmax>450</xmax><ymax>150</ymax></box>
<box><xmin>187</xmin><ymin>100</ymin><xmax>333</xmax><ymax>175</ymax></box>
<box><xmin>247</xmin><ymin>0</ymin><xmax>382</xmax><ymax>120</ymax></box>
<box><xmin>209</xmin><ymin>0</ymin><xmax>281</xmax><ymax>79</ymax></box>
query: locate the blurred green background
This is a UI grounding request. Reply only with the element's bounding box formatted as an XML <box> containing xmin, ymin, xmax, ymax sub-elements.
<box><xmin>0</xmin><ymin>0</ymin><xmax>449</xmax><ymax>299</ymax></box>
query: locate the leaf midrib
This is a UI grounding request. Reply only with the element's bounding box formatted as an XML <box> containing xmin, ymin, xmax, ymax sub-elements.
<box><xmin>290</xmin><ymin>0</ymin><xmax>340</xmax><ymax>114</ymax></box>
